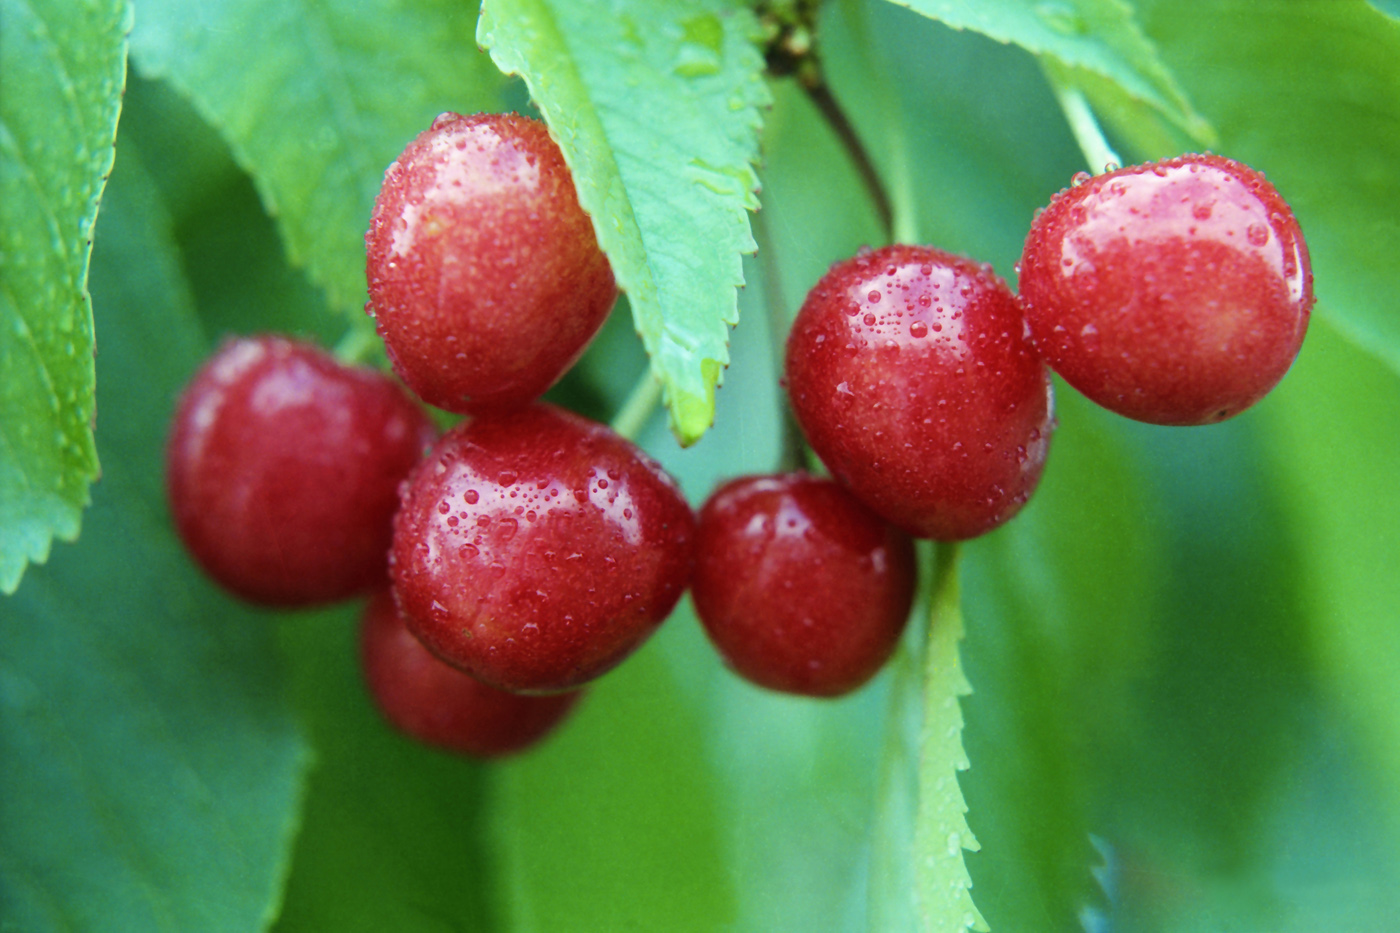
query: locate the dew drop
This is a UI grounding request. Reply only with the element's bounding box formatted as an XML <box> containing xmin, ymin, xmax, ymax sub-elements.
<box><xmin>909</xmin><ymin>321</ymin><xmax>928</xmax><ymax>338</ymax></box>
<box><xmin>1071</xmin><ymin>171</ymin><xmax>1092</xmax><ymax>187</ymax></box>
<box><xmin>463</xmin><ymin>489</ymin><xmax>479</xmax><ymax>505</ymax></box>
<box><xmin>867</xmin><ymin>289</ymin><xmax>882</xmax><ymax>303</ymax></box>
<box><xmin>1247</xmin><ymin>222</ymin><xmax>1269</xmax><ymax>246</ymax></box>
<box><xmin>863</xmin><ymin>313</ymin><xmax>877</xmax><ymax>326</ymax></box>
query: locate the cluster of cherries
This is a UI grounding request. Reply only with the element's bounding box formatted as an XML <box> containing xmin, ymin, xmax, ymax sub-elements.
<box><xmin>166</xmin><ymin>110</ymin><xmax>1313</xmax><ymax>758</ymax></box>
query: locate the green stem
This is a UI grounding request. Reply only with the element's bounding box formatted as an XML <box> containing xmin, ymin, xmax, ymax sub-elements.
<box><xmin>751</xmin><ymin>208</ymin><xmax>811</xmax><ymax>474</ymax></box>
<box><xmin>887</xmin><ymin>133</ymin><xmax>918</xmax><ymax>246</ymax></box>
<box><xmin>609</xmin><ymin>370</ymin><xmax>663</xmax><ymax>441</ymax></box>
<box><xmin>1049</xmin><ymin>79</ymin><xmax>1121</xmax><ymax>174</ymax></box>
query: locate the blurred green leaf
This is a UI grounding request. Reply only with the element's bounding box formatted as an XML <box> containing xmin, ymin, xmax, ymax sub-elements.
<box><xmin>958</xmin><ymin>388</ymin><xmax>1163</xmax><ymax>931</ymax></box>
<box><xmin>128</xmin><ymin>0</ymin><xmax>508</xmax><ymax>321</ymax></box>
<box><xmin>0</xmin><ymin>0</ymin><xmax>128</xmax><ymax>593</ymax></box>
<box><xmin>273</xmin><ymin>606</ymin><xmax>496</xmax><ymax>932</ymax></box>
<box><xmin>1112</xmin><ymin>415</ymin><xmax>1313</xmax><ymax>862</ymax></box>
<box><xmin>880</xmin><ymin>0</ymin><xmax>1213</xmax><ymax>156</ymax></box>
<box><xmin>477</xmin><ymin>0</ymin><xmax>769</xmax><ymax>446</ymax></box>
<box><xmin>0</xmin><ymin>141</ymin><xmax>308</xmax><ymax>933</ymax></box>
<box><xmin>117</xmin><ymin>75</ymin><xmax>343</xmax><ymax>352</ymax></box>
<box><xmin>1134</xmin><ymin>0</ymin><xmax>1400</xmax><ymax>376</ymax></box>
<box><xmin>487</xmin><ymin>618</ymin><xmax>738</xmax><ymax>931</ymax></box>
<box><xmin>1258</xmin><ymin>320</ymin><xmax>1400</xmax><ymax>841</ymax></box>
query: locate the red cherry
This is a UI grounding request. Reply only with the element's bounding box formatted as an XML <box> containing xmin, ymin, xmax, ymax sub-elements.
<box><xmin>390</xmin><ymin>404</ymin><xmax>695</xmax><ymax>693</ymax></box>
<box><xmin>784</xmin><ymin>244</ymin><xmax>1054</xmax><ymax>541</ymax></box>
<box><xmin>360</xmin><ymin>590</ymin><xmax>582</xmax><ymax>758</ymax></box>
<box><xmin>366</xmin><ymin>112</ymin><xmax>618</xmax><ymax>412</ymax></box>
<box><xmin>1018</xmin><ymin>154</ymin><xmax>1314</xmax><ymax>425</ymax></box>
<box><xmin>692</xmin><ymin>473</ymin><xmax>915</xmax><ymax>697</ymax></box>
<box><xmin>166</xmin><ymin>335</ymin><xmax>436</xmax><ymax>606</ymax></box>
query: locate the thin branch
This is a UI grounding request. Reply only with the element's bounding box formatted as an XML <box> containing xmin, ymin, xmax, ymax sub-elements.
<box><xmin>803</xmin><ymin>79</ymin><xmax>895</xmax><ymax>243</ymax></box>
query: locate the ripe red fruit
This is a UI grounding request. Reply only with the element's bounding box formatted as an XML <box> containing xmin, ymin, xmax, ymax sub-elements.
<box><xmin>784</xmin><ymin>244</ymin><xmax>1054</xmax><ymax>541</ymax></box>
<box><xmin>167</xmin><ymin>335</ymin><xmax>436</xmax><ymax>606</ymax></box>
<box><xmin>360</xmin><ymin>590</ymin><xmax>582</xmax><ymax>757</ymax></box>
<box><xmin>390</xmin><ymin>403</ymin><xmax>695</xmax><ymax>693</ymax></box>
<box><xmin>365</xmin><ymin>112</ymin><xmax>618</xmax><ymax>413</ymax></box>
<box><xmin>692</xmin><ymin>473</ymin><xmax>916</xmax><ymax>697</ymax></box>
<box><xmin>1018</xmin><ymin>154</ymin><xmax>1314</xmax><ymax>425</ymax></box>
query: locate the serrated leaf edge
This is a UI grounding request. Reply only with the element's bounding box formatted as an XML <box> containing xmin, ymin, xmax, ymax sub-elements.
<box><xmin>916</xmin><ymin>545</ymin><xmax>989</xmax><ymax>932</ymax></box>
<box><xmin>0</xmin><ymin>0</ymin><xmax>131</xmax><ymax>594</ymax></box>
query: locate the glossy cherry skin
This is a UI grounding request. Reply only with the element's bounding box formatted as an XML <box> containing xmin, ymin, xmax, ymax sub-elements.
<box><xmin>360</xmin><ymin>590</ymin><xmax>582</xmax><ymax>757</ymax></box>
<box><xmin>167</xmin><ymin>335</ymin><xmax>436</xmax><ymax>606</ymax></box>
<box><xmin>365</xmin><ymin>112</ymin><xmax>618</xmax><ymax>413</ymax></box>
<box><xmin>692</xmin><ymin>473</ymin><xmax>915</xmax><ymax>697</ymax></box>
<box><xmin>390</xmin><ymin>404</ymin><xmax>696</xmax><ymax>693</ymax></box>
<box><xmin>784</xmin><ymin>244</ymin><xmax>1054</xmax><ymax>541</ymax></box>
<box><xmin>1018</xmin><ymin>154</ymin><xmax>1313</xmax><ymax>425</ymax></box>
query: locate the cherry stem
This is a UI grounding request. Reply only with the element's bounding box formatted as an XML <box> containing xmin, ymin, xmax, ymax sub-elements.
<box><xmin>610</xmin><ymin>370</ymin><xmax>663</xmax><ymax>441</ymax></box>
<box><xmin>803</xmin><ymin>79</ymin><xmax>895</xmax><ymax>243</ymax></box>
<box><xmin>333</xmin><ymin>322</ymin><xmax>379</xmax><ymax>366</ymax></box>
<box><xmin>1050</xmin><ymin>80</ymin><xmax>1122</xmax><ymax>174</ymax></box>
<box><xmin>751</xmin><ymin>208</ymin><xmax>812</xmax><ymax>474</ymax></box>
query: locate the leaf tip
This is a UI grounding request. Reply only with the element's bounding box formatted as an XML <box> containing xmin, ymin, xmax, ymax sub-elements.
<box><xmin>665</xmin><ymin>358</ymin><xmax>723</xmax><ymax>447</ymax></box>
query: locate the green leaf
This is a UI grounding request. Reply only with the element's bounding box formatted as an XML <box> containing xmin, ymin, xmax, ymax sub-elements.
<box><xmin>878</xmin><ymin>0</ymin><xmax>1213</xmax><ymax>155</ymax></box>
<box><xmin>0</xmin><ymin>0</ymin><xmax>129</xmax><ymax>593</ymax></box>
<box><xmin>477</xmin><ymin>0</ymin><xmax>769</xmax><ymax>446</ymax></box>
<box><xmin>0</xmin><ymin>141</ymin><xmax>308</xmax><ymax>933</ymax></box>
<box><xmin>116</xmin><ymin>75</ymin><xmax>343</xmax><ymax>350</ymax></box>
<box><xmin>128</xmin><ymin>0</ymin><xmax>508</xmax><ymax>320</ymax></box>
<box><xmin>958</xmin><ymin>388</ymin><xmax>1165</xmax><ymax>931</ymax></box>
<box><xmin>915</xmin><ymin>548</ymin><xmax>988</xmax><ymax>932</ymax></box>
<box><xmin>273</xmin><ymin>607</ymin><xmax>496</xmax><ymax>932</ymax></box>
<box><xmin>488</xmin><ymin>621</ymin><xmax>739</xmax><ymax>931</ymax></box>
<box><xmin>1257</xmin><ymin>319</ymin><xmax>1400</xmax><ymax>841</ymax></box>
<box><xmin>1370</xmin><ymin>0</ymin><xmax>1400</xmax><ymax>20</ymax></box>
<box><xmin>1134</xmin><ymin>0</ymin><xmax>1400</xmax><ymax>376</ymax></box>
